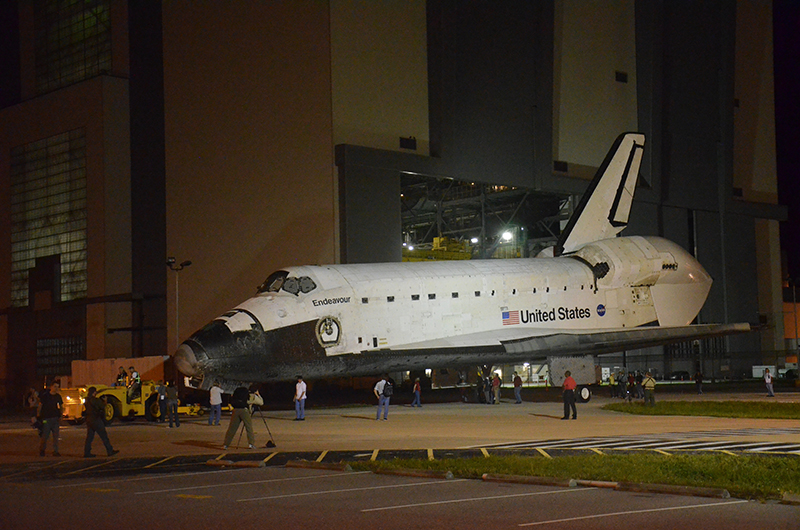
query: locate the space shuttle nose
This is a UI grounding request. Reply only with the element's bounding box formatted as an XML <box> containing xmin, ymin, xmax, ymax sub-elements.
<box><xmin>174</xmin><ymin>343</ymin><xmax>199</xmax><ymax>377</ymax></box>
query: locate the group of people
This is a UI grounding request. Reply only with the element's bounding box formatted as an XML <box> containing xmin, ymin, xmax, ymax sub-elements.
<box><xmin>608</xmin><ymin>370</ymin><xmax>656</xmax><ymax>404</ymax></box>
<box><xmin>34</xmin><ymin>373</ymin><xmax>187</xmax><ymax>458</ymax></box>
<box><xmin>115</xmin><ymin>365</ymin><xmax>141</xmax><ymax>402</ymax></box>
<box><xmin>476</xmin><ymin>373</ymin><xmax>503</xmax><ymax>404</ymax></box>
<box><xmin>34</xmin><ymin>380</ymin><xmax>120</xmax><ymax>458</ymax></box>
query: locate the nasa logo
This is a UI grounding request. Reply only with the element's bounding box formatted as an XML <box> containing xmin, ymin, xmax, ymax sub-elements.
<box><xmin>597</xmin><ymin>304</ymin><xmax>606</xmax><ymax>317</ymax></box>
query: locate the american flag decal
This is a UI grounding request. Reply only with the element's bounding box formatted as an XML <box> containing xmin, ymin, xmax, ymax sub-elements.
<box><xmin>502</xmin><ymin>310</ymin><xmax>520</xmax><ymax>325</ymax></box>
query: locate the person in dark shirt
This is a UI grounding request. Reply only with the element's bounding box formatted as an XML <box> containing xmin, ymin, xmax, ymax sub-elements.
<box><xmin>222</xmin><ymin>386</ymin><xmax>262</xmax><ymax>449</ymax></box>
<box><xmin>38</xmin><ymin>382</ymin><xmax>63</xmax><ymax>457</ymax></box>
<box><xmin>166</xmin><ymin>381</ymin><xmax>180</xmax><ymax>428</ymax></box>
<box><xmin>83</xmin><ymin>387</ymin><xmax>119</xmax><ymax>457</ymax></box>
<box><xmin>115</xmin><ymin>366</ymin><xmax>128</xmax><ymax>387</ymax></box>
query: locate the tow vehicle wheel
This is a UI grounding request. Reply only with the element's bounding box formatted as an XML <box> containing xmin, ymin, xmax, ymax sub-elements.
<box><xmin>577</xmin><ymin>385</ymin><xmax>592</xmax><ymax>403</ymax></box>
<box><xmin>145</xmin><ymin>396</ymin><xmax>161</xmax><ymax>422</ymax></box>
<box><xmin>103</xmin><ymin>396</ymin><xmax>120</xmax><ymax>424</ymax></box>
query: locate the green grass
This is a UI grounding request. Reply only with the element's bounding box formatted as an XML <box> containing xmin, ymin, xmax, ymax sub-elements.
<box><xmin>602</xmin><ymin>400</ymin><xmax>800</xmax><ymax>419</ymax></box>
<box><xmin>347</xmin><ymin>453</ymin><xmax>800</xmax><ymax>500</ymax></box>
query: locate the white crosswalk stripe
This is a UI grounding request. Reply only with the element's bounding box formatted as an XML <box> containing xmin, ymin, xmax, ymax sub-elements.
<box><xmin>477</xmin><ymin>427</ymin><xmax>800</xmax><ymax>453</ymax></box>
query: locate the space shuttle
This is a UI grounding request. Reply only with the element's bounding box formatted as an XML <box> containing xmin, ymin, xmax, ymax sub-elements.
<box><xmin>174</xmin><ymin>133</ymin><xmax>749</xmax><ymax>391</ymax></box>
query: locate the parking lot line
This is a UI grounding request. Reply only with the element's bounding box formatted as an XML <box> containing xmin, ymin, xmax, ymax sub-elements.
<box><xmin>517</xmin><ymin>500</ymin><xmax>749</xmax><ymax>526</ymax></box>
<box><xmin>145</xmin><ymin>455</ymin><xmax>175</xmax><ymax>468</ymax></box>
<box><xmin>63</xmin><ymin>458</ymin><xmax>118</xmax><ymax>475</ymax></box>
<box><xmin>238</xmin><ymin>478</ymin><xmax>468</xmax><ymax>503</ymax></box>
<box><xmin>362</xmin><ymin>486</ymin><xmax>594</xmax><ymax>513</ymax></box>
<box><xmin>136</xmin><ymin>470</ymin><xmax>371</xmax><ymax>495</ymax></box>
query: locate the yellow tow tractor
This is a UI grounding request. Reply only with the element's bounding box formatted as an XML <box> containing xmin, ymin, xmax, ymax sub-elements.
<box><xmin>61</xmin><ymin>382</ymin><xmax>209</xmax><ymax>424</ymax></box>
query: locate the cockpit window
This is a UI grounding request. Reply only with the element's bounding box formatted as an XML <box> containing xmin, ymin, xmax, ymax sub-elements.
<box><xmin>257</xmin><ymin>271</ymin><xmax>316</xmax><ymax>296</ymax></box>
<box><xmin>282</xmin><ymin>276</ymin><xmax>300</xmax><ymax>295</ymax></box>
<box><xmin>298</xmin><ymin>276</ymin><xmax>316</xmax><ymax>293</ymax></box>
<box><xmin>258</xmin><ymin>270</ymin><xmax>289</xmax><ymax>294</ymax></box>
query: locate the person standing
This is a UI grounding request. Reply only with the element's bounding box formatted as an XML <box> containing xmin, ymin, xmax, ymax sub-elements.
<box><xmin>643</xmin><ymin>371</ymin><xmax>657</xmax><ymax>406</ymax></box>
<box><xmin>208</xmin><ymin>381</ymin><xmax>223</xmax><ymax>426</ymax></box>
<box><xmin>156</xmin><ymin>380</ymin><xmax>167</xmax><ymax>422</ymax></box>
<box><xmin>38</xmin><ymin>381</ymin><xmax>63</xmax><ymax>456</ymax></box>
<box><xmin>635</xmin><ymin>372</ymin><xmax>644</xmax><ymax>399</ymax></box>
<box><xmin>561</xmin><ymin>371</ymin><xmax>577</xmax><ymax>420</ymax></box>
<box><xmin>223</xmin><ymin>386</ymin><xmax>261</xmax><ymax>449</ymax></box>
<box><xmin>764</xmin><ymin>368</ymin><xmax>775</xmax><ymax>397</ymax></box>
<box><xmin>513</xmin><ymin>372</ymin><xmax>523</xmax><ymax>404</ymax></box>
<box><xmin>608</xmin><ymin>372</ymin><xmax>617</xmax><ymax>398</ymax></box>
<box><xmin>24</xmin><ymin>387</ymin><xmax>39</xmax><ymax>415</ymax></box>
<box><xmin>694</xmin><ymin>371</ymin><xmax>704</xmax><ymax>394</ymax></box>
<box><xmin>83</xmin><ymin>387</ymin><xmax>119</xmax><ymax>457</ymax></box>
<box><xmin>411</xmin><ymin>377</ymin><xmax>422</xmax><ymax>407</ymax></box>
<box><xmin>294</xmin><ymin>375</ymin><xmax>307</xmax><ymax>421</ymax></box>
<box><xmin>492</xmin><ymin>373</ymin><xmax>501</xmax><ymax>404</ymax></box>
<box><xmin>617</xmin><ymin>371</ymin><xmax>627</xmax><ymax>400</ymax></box>
<box><xmin>373</xmin><ymin>374</ymin><xmax>392</xmax><ymax>420</ymax></box>
<box><xmin>166</xmin><ymin>381</ymin><xmax>180</xmax><ymax>428</ymax></box>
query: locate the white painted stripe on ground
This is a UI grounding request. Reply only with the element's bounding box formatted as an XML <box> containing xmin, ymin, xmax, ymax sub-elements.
<box><xmin>518</xmin><ymin>500</ymin><xmax>749</xmax><ymax>526</ymax></box>
<box><xmin>361</xmin><ymin>486</ymin><xmax>594</xmax><ymax>512</ymax></box>
<box><xmin>50</xmin><ymin>468</ymin><xmax>242</xmax><ymax>489</ymax></box>
<box><xmin>136</xmin><ymin>471</ymin><xmax>371</xmax><ymax>495</ymax></box>
<box><xmin>238</xmin><ymin>479</ymin><xmax>468</xmax><ymax>503</ymax></box>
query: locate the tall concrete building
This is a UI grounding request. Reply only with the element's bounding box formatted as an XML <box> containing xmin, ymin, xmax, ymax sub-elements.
<box><xmin>0</xmin><ymin>0</ymin><xmax>785</xmax><ymax>403</ymax></box>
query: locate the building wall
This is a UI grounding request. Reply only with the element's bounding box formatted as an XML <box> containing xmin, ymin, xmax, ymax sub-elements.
<box><xmin>0</xmin><ymin>76</ymin><xmax>134</xmax><ymax>397</ymax></box>
<box><xmin>331</xmin><ymin>0</ymin><xmax>429</xmax><ymax>155</ymax></box>
<box><xmin>162</xmin><ymin>1</ymin><xmax>336</xmax><ymax>348</ymax></box>
<box><xmin>554</xmin><ymin>0</ymin><xmax>638</xmax><ymax>171</ymax></box>
<box><xmin>734</xmin><ymin>0</ymin><xmax>777</xmax><ymax>204</ymax></box>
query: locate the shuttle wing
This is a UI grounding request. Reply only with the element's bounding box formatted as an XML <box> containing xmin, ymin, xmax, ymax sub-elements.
<box><xmin>381</xmin><ymin>322</ymin><xmax>751</xmax><ymax>369</ymax></box>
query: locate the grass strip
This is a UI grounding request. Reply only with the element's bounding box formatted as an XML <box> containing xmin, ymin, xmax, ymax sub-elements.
<box><xmin>602</xmin><ymin>400</ymin><xmax>800</xmax><ymax>419</ymax></box>
<box><xmin>347</xmin><ymin>453</ymin><xmax>800</xmax><ymax>501</ymax></box>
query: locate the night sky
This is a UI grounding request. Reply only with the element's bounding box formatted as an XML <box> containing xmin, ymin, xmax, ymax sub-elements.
<box><xmin>774</xmin><ymin>0</ymin><xmax>800</xmax><ymax>282</ymax></box>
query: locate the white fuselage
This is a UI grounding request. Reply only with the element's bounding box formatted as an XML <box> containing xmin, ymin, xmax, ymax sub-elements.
<box><xmin>224</xmin><ymin>235</ymin><xmax>711</xmax><ymax>358</ymax></box>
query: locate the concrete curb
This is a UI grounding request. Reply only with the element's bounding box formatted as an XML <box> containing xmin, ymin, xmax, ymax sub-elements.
<box><xmin>375</xmin><ymin>468</ymin><xmax>455</xmax><ymax>480</ymax></box>
<box><xmin>205</xmin><ymin>459</ymin><xmax>265</xmax><ymax>468</ymax></box>
<box><xmin>781</xmin><ymin>492</ymin><xmax>800</xmax><ymax>505</ymax></box>
<box><xmin>285</xmin><ymin>460</ymin><xmax>353</xmax><ymax>472</ymax></box>
<box><xmin>482</xmin><ymin>473</ymin><xmax>573</xmax><ymax>488</ymax></box>
<box><xmin>615</xmin><ymin>481</ymin><xmax>730</xmax><ymax>498</ymax></box>
<box><xmin>482</xmin><ymin>473</ymin><xmax>730</xmax><ymax>499</ymax></box>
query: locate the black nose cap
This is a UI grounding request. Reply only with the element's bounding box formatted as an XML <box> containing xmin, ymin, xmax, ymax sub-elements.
<box><xmin>174</xmin><ymin>343</ymin><xmax>199</xmax><ymax>377</ymax></box>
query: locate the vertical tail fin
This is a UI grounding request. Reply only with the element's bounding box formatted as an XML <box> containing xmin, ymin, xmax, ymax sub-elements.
<box><xmin>554</xmin><ymin>132</ymin><xmax>645</xmax><ymax>256</ymax></box>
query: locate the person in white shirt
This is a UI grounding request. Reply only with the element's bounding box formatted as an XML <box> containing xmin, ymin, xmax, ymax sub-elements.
<box><xmin>294</xmin><ymin>375</ymin><xmax>307</xmax><ymax>421</ymax></box>
<box><xmin>373</xmin><ymin>374</ymin><xmax>392</xmax><ymax>420</ymax></box>
<box><xmin>764</xmin><ymin>368</ymin><xmax>775</xmax><ymax>397</ymax></box>
<box><xmin>208</xmin><ymin>381</ymin><xmax>224</xmax><ymax>426</ymax></box>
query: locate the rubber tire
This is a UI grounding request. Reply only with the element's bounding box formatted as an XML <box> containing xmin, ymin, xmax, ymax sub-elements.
<box><xmin>145</xmin><ymin>395</ymin><xmax>161</xmax><ymax>422</ymax></box>
<box><xmin>103</xmin><ymin>397</ymin><xmax>120</xmax><ymax>425</ymax></box>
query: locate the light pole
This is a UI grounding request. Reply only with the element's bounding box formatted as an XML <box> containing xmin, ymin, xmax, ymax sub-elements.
<box><xmin>167</xmin><ymin>257</ymin><xmax>192</xmax><ymax>351</ymax></box>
